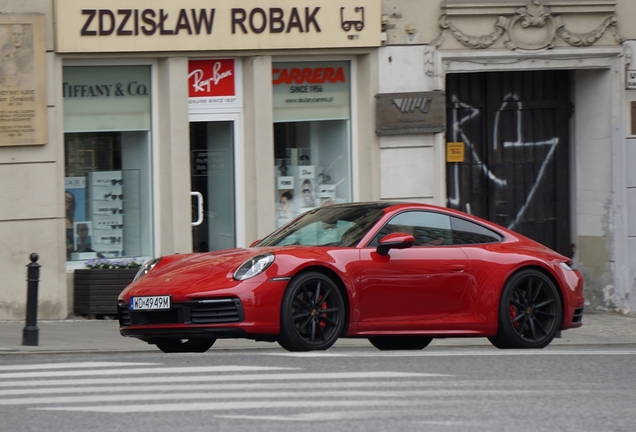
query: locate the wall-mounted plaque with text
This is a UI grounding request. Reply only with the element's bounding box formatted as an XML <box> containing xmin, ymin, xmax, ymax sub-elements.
<box><xmin>0</xmin><ymin>14</ymin><xmax>47</xmax><ymax>146</ymax></box>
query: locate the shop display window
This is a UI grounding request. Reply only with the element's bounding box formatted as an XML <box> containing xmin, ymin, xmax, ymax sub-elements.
<box><xmin>63</xmin><ymin>65</ymin><xmax>152</xmax><ymax>264</ymax></box>
<box><xmin>272</xmin><ymin>61</ymin><xmax>352</xmax><ymax>227</ymax></box>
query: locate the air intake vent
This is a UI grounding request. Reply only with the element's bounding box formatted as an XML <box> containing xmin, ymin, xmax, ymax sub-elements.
<box><xmin>190</xmin><ymin>299</ymin><xmax>244</xmax><ymax>324</ymax></box>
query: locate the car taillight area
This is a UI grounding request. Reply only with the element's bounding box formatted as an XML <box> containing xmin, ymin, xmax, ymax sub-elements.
<box><xmin>118</xmin><ymin>298</ymin><xmax>245</xmax><ymax>327</ymax></box>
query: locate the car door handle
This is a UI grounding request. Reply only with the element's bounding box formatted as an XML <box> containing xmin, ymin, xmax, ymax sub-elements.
<box><xmin>449</xmin><ymin>265</ymin><xmax>465</xmax><ymax>272</ymax></box>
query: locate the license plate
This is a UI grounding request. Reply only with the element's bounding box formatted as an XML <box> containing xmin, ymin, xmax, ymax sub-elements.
<box><xmin>130</xmin><ymin>296</ymin><xmax>171</xmax><ymax>310</ymax></box>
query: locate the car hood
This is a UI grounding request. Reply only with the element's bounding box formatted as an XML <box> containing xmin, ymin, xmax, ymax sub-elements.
<box><xmin>131</xmin><ymin>248</ymin><xmax>263</xmax><ymax>290</ymax></box>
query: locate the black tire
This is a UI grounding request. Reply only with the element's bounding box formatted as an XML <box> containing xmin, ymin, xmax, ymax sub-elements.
<box><xmin>155</xmin><ymin>338</ymin><xmax>216</xmax><ymax>353</ymax></box>
<box><xmin>488</xmin><ymin>269</ymin><xmax>562</xmax><ymax>349</ymax></box>
<box><xmin>277</xmin><ymin>272</ymin><xmax>345</xmax><ymax>352</ymax></box>
<box><xmin>368</xmin><ymin>336</ymin><xmax>433</xmax><ymax>351</ymax></box>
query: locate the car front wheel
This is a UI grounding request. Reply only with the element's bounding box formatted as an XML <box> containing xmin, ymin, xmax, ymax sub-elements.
<box><xmin>488</xmin><ymin>269</ymin><xmax>562</xmax><ymax>349</ymax></box>
<box><xmin>278</xmin><ymin>272</ymin><xmax>345</xmax><ymax>352</ymax></box>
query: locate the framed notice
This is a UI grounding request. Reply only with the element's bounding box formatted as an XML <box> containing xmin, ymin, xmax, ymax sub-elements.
<box><xmin>0</xmin><ymin>14</ymin><xmax>47</xmax><ymax>145</ymax></box>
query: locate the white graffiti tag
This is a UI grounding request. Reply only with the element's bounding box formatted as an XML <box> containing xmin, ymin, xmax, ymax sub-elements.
<box><xmin>448</xmin><ymin>94</ymin><xmax>559</xmax><ymax>230</ymax></box>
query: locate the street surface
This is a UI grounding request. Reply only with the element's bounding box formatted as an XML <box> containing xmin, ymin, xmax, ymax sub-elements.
<box><xmin>1</xmin><ymin>344</ymin><xmax>635</xmax><ymax>432</ymax></box>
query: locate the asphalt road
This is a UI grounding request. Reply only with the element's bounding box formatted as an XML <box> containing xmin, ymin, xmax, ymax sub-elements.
<box><xmin>1</xmin><ymin>344</ymin><xmax>635</xmax><ymax>432</ymax></box>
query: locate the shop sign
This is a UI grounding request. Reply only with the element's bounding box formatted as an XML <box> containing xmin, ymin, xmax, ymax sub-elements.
<box><xmin>272</xmin><ymin>61</ymin><xmax>350</xmax><ymax>122</ymax></box>
<box><xmin>54</xmin><ymin>0</ymin><xmax>381</xmax><ymax>53</ymax></box>
<box><xmin>375</xmin><ymin>91</ymin><xmax>446</xmax><ymax>135</ymax></box>
<box><xmin>188</xmin><ymin>59</ymin><xmax>242</xmax><ymax>112</ymax></box>
<box><xmin>0</xmin><ymin>14</ymin><xmax>47</xmax><ymax>146</ymax></box>
<box><xmin>63</xmin><ymin>65</ymin><xmax>151</xmax><ymax>132</ymax></box>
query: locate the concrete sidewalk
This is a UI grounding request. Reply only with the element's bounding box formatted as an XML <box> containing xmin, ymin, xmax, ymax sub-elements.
<box><xmin>1</xmin><ymin>310</ymin><xmax>636</xmax><ymax>355</ymax></box>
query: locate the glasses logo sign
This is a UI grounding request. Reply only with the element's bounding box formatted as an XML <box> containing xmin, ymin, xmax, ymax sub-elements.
<box><xmin>341</xmin><ymin>7</ymin><xmax>364</xmax><ymax>36</ymax></box>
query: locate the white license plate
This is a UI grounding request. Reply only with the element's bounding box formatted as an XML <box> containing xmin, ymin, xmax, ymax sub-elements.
<box><xmin>130</xmin><ymin>296</ymin><xmax>171</xmax><ymax>311</ymax></box>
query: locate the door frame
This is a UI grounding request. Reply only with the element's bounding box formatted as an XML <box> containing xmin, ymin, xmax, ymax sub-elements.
<box><xmin>188</xmin><ymin>112</ymin><xmax>245</xmax><ymax>248</ymax></box>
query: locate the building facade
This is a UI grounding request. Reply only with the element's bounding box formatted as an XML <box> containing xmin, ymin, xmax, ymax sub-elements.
<box><xmin>0</xmin><ymin>0</ymin><xmax>381</xmax><ymax>320</ymax></box>
<box><xmin>377</xmin><ymin>0</ymin><xmax>636</xmax><ymax>313</ymax></box>
<box><xmin>0</xmin><ymin>0</ymin><xmax>635</xmax><ymax>320</ymax></box>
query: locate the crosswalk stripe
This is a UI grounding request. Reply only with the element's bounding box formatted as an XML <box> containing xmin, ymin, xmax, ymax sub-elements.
<box><xmin>36</xmin><ymin>399</ymin><xmax>427</xmax><ymax>413</ymax></box>
<box><xmin>0</xmin><ymin>365</ymin><xmax>294</xmax><ymax>380</ymax></box>
<box><xmin>0</xmin><ymin>371</ymin><xmax>444</xmax><ymax>388</ymax></box>
<box><xmin>261</xmin><ymin>349</ymin><xmax>636</xmax><ymax>357</ymax></box>
<box><xmin>2</xmin><ymin>388</ymin><xmax>607</xmax><ymax>406</ymax></box>
<box><xmin>0</xmin><ymin>362</ymin><xmax>160</xmax><ymax>371</ymax></box>
<box><xmin>0</xmin><ymin>379</ymin><xmax>514</xmax><ymax>397</ymax></box>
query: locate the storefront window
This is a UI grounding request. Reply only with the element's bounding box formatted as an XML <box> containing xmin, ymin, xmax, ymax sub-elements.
<box><xmin>272</xmin><ymin>61</ymin><xmax>352</xmax><ymax>227</ymax></box>
<box><xmin>63</xmin><ymin>66</ymin><xmax>153</xmax><ymax>263</ymax></box>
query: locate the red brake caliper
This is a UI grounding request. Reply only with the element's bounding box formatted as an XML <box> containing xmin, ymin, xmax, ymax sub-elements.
<box><xmin>319</xmin><ymin>296</ymin><xmax>327</xmax><ymax>328</ymax></box>
<box><xmin>509</xmin><ymin>305</ymin><xmax>519</xmax><ymax>328</ymax></box>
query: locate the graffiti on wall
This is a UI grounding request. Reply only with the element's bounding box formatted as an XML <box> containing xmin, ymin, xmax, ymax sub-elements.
<box><xmin>447</xmin><ymin>93</ymin><xmax>559</xmax><ymax>231</ymax></box>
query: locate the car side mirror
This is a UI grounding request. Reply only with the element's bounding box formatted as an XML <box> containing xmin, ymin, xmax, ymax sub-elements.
<box><xmin>249</xmin><ymin>239</ymin><xmax>261</xmax><ymax>247</ymax></box>
<box><xmin>376</xmin><ymin>232</ymin><xmax>415</xmax><ymax>256</ymax></box>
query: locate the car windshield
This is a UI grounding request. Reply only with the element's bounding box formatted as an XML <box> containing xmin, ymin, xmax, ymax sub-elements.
<box><xmin>257</xmin><ymin>204</ymin><xmax>388</xmax><ymax>247</ymax></box>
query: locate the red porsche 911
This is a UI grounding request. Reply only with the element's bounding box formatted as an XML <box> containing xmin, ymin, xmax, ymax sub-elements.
<box><xmin>118</xmin><ymin>202</ymin><xmax>584</xmax><ymax>353</ymax></box>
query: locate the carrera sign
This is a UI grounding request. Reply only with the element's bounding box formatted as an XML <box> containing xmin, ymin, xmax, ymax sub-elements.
<box><xmin>272</xmin><ymin>66</ymin><xmax>346</xmax><ymax>85</ymax></box>
<box><xmin>188</xmin><ymin>59</ymin><xmax>242</xmax><ymax>112</ymax></box>
<box><xmin>272</xmin><ymin>61</ymin><xmax>350</xmax><ymax>122</ymax></box>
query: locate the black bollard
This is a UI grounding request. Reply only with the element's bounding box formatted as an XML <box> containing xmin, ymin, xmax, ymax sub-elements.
<box><xmin>22</xmin><ymin>253</ymin><xmax>40</xmax><ymax>346</ymax></box>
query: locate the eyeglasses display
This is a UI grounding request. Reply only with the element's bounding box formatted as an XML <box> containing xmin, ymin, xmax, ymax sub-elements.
<box><xmin>104</xmin><ymin>192</ymin><xmax>124</xmax><ymax>200</ymax></box>
<box><xmin>273</xmin><ymin>118</ymin><xmax>352</xmax><ymax>229</ymax></box>
<box><xmin>88</xmin><ymin>170</ymin><xmax>127</xmax><ymax>259</ymax></box>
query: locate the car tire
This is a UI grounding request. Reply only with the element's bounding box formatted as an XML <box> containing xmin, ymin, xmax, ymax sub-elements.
<box><xmin>368</xmin><ymin>336</ymin><xmax>433</xmax><ymax>351</ymax></box>
<box><xmin>277</xmin><ymin>272</ymin><xmax>345</xmax><ymax>352</ymax></box>
<box><xmin>488</xmin><ymin>269</ymin><xmax>562</xmax><ymax>349</ymax></box>
<box><xmin>154</xmin><ymin>338</ymin><xmax>216</xmax><ymax>353</ymax></box>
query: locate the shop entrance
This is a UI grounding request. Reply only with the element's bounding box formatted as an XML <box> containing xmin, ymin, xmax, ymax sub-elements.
<box><xmin>189</xmin><ymin>119</ymin><xmax>237</xmax><ymax>252</ymax></box>
<box><xmin>446</xmin><ymin>70</ymin><xmax>573</xmax><ymax>256</ymax></box>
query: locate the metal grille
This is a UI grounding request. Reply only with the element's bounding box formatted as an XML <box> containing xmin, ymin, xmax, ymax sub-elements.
<box><xmin>190</xmin><ymin>299</ymin><xmax>243</xmax><ymax>324</ymax></box>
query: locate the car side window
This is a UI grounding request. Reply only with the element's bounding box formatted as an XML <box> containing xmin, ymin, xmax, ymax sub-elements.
<box><xmin>370</xmin><ymin>211</ymin><xmax>452</xmax><ymax>247</ymax></box>
<box><xmin>450</xmin><ymin>216</ymin><xmax>503</xmax><ymax>245</ymax></box>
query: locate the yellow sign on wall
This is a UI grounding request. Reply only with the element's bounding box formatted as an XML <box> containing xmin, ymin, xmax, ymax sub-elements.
<box><xmin>54</xmin><ymin>0</ymin><xmax>381</xmax><ymax>53</ymax></box>
<box><xmin>446</xmin><ymin>142</ymin><xmax>465</xmax><ymax>163</ymax></box>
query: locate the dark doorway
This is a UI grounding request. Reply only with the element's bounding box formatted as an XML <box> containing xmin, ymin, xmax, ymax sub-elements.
<box><xmin>446</xmin><ymin>70</ymin><xmax>573</xmax><ymax>256</ymax></box>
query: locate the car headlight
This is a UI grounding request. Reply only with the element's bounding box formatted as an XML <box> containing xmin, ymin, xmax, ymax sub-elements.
<box><xmin>559</xmin><ymin>261</ymin><xmax>573</xmax><ymax>271</ymax></box>
<box><xmin>233</xmin><ymin>253</ymin><xmax>275</xmax><ymax>281</ymax></box>
<box><xmin>134</xmin><ymin>257</ymin><xmax>162</xmax><ymax>282</ymax></box>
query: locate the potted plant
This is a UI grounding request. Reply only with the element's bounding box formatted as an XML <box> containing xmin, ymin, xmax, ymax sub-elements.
<box><xmin>73</xmin><ymin>257</ymin><xmax>143</xmax><ymax>316</ymax></box>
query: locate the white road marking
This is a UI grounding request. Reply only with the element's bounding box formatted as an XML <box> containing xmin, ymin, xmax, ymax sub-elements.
<box><xmin>0</xmin><ymin>365</ymin><xmax>293</xmax><ymax>380</ymax></box>
<box><xmin>0</xmin><ymin>371</ymin><xmax>444</xmax><ymax>388</ymax></box>
<box><xmin>262</xmin><ymin>350</ymin><xmax>636</xmax><ymax>358</ymax></box>
<box><xmin>36</xmin><ymin>399</ymin><xmax>426</xmax><ymax>413</ymax></box>
<box><xmin>0</xmin><ymin>362</ymin><xmax>161</xmax><ymax>371</ymax></box>
<box><xmin>0</xmin><ymin>379</ymin><xmax>504</xmax><ymax>397</ymax></box>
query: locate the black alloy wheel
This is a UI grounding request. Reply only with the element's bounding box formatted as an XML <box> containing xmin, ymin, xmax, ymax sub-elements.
<box><xmin>368</xmin><ymin>336</ymin><xmax>433</xmax><ymax>351</ymax></box>
<box><xmin>154</xmin><ymin>338</ymin><xmax>216</xmax><ymax>353</ymax></box>
<box><xmin>488</xmin><ymin>269</ymin><xmax>562</xmax><ymax>349</ymax></box>
<box><xmin>278</xmin><ymin>272</ymin><xmax>345</xmax><ymax>352</ymax></box>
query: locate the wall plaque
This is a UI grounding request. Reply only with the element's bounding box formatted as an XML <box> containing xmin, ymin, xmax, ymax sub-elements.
<box><xmin>375</xmin><ymin>91</ymin><xmax>445</xmax><ymax>135</ymax></box>
<box><xmin>0</xmin><ymin>14</ymin><xmax>47</xmax><ymax>145</ymax></box>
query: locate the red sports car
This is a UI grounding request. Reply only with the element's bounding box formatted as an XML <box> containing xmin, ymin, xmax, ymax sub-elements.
<box><xmin>118</xmin><ymin>202</ymin><xmax>584</xmax><ymax>352</ymax></box>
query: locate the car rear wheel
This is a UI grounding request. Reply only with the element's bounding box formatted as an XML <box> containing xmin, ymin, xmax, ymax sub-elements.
<box><xmin>488</xmin><ymin>269</ymin><xmax>562</xmax><ymax>349</ymax></box>
<box><xmin>278</xmin><ymin>272</ymin><xmax>345</xmax><ymax>352</ymax></box>
<box><xmin>368</xmin><ymin>336</ymin><xmax>433</xmax><ymax>350</ymax></box>
<box><xmin>154</xmin><ymin>338</ymin><xmax>216</xmax><ymax>353</ymax></box>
